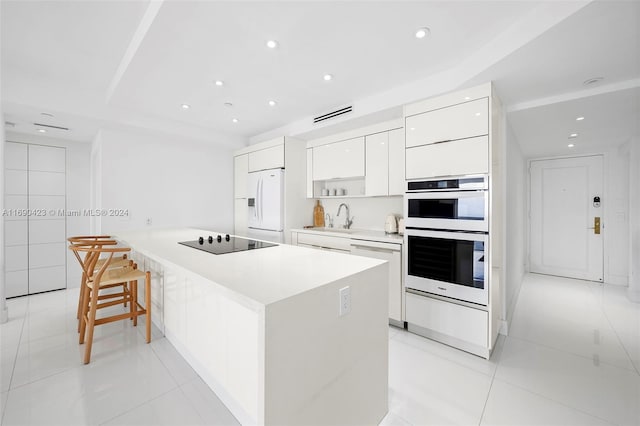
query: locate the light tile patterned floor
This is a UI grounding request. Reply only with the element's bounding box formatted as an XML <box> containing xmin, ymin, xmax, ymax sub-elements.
<box><xmin>1</xmin><ymin>273</ymin><xmax>638</xmax><ymax>425</ymax></box>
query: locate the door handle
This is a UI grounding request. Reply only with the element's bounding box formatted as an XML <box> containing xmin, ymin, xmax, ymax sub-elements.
<box><xmin>588</xmin><ymin>217</ymin><xmax>601</xmax><ymax>234</ymax></box>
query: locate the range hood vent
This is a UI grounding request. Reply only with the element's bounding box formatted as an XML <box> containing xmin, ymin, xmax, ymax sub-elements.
<box><xmin>33</xmin><ymin>122</ymin><xmax>69</xmax><ymax>131</ymax></box>
<box><xmin>313</xmin><ymin>105</ymin><xmax>353</xmax><ymax>124</ymax></box>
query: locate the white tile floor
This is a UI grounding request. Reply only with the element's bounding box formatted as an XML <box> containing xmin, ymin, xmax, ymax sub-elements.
<box><xmin>1</xmin><ymin>273</ymin><xmax>639</xmax><ymax>425</ymax></box>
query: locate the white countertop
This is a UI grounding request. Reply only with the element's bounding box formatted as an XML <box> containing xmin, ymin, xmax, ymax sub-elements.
<box><xmin>291</xmin><ymin>227</ymin><xmax>404</xmax><ymax>244</ymax></box>
<box><xmin>116</xmin><ymin>228</ymin><xmax>386</xmax><ymax>307</ymax></box>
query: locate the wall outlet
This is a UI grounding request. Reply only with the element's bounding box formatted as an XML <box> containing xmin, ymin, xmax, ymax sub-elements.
<box><xmin>146</xmin><ymin>217</ymin><xmax>152</xmax><ymax>226</ymax></box>
<box><xmin>339</xmin><ymin>286</ymin><xmax>351</xmax><ymax>316</ymax></box>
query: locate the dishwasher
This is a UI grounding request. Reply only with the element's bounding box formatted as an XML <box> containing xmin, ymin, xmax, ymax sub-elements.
<box><xmin>349</xmin><ymin>239</ymin><xmax>404</xmax><ymax>326</ymax></box>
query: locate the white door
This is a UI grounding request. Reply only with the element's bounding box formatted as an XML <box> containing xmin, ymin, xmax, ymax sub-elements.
<box><xmin>530</xmin><ymin>155</ymin><xmax>603</xmax><ymax>281</ymax></box>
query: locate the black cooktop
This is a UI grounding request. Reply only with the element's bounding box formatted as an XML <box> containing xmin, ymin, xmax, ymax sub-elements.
<box><xmin>179</xmin><ymin>234</ymin><xmax>277</xmax><ymax>255</ymax></box>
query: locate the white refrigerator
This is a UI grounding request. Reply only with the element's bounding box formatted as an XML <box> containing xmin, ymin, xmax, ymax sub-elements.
<box><xmin>247</xmin><ymin>168</ymin><xmax>285</xmax><ymax>243</ymax></box>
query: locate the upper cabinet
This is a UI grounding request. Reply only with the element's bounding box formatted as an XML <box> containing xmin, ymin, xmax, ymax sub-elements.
<box><xmin>306</xmin><ymin>121</ymin><xmax>404</xmax><ymax>198</ymax></box>
<box><xmin>404</xmin><ymin>84</ymin><xmax>495</xmax><ymax>180</ymax></box>
<box><xmin>234</xmin><ymin>154</ymin><xmax>248</xmax><ymax>199</ymax></box>
<box><xmin>365</xmin><ymin>133</ymin><xmax>388</xmax><ymax>196</ymax></box>
<box><xmin>387</xmin><ymin>128</ymin><xmax>405</xmax><ymax>196</ymax></box>
<box><xmin>405</xmin><ymin>98</ymin><xmax>489</xmax><ymax>148</ymax></box>
<box><xmin>312</xmin><ymin>137</ymin><xmax>365</xmax><ymax>181</ymax></box>
<box><xmin>365</xmin><ymin>129</ymin><xmax>405</xmax><ymax>197</ymax></box>
<box><xmin>248</xmin><ymin>144</ymin><xmax>284</xmax><ymax>172</ymax></box>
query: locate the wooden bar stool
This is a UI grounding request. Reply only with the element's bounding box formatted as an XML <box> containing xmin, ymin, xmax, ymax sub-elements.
<box><xmin>73</xmin><ymin>245</ymin><xmax>151</xmax><ymax>364</ymax></box>
<box><xmin>68</xmin><ymin>236</ymin><xmax>131</xmax><ymax>330</ymax></box>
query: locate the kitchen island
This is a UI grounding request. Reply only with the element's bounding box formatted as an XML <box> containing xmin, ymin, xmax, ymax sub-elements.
<box><xmin>116</xmin><ymin>228</ymin><xmax>389</xmax><ymax>426</ymax></box>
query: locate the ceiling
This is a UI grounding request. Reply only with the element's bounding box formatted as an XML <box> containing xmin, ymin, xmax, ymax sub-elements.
<box><xmin>1</xmin><ymin>1</ymin><xmax>639</xmax><ymax>158</ymax></box>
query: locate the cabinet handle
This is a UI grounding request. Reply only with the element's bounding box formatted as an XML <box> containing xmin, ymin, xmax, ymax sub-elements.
<box><xmin>430</xmin><ymin>139</ymin><xmax>452</xmax><ymax>145</ymax></box>
<box><xmin>350</xmin><ymin>244</ymin><xmax>398</xmax><ymax>253</ymax></box>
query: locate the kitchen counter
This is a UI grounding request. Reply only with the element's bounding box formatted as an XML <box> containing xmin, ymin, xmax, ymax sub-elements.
<box><xmin>116</xmin><ymin>228</ymin><xmax>389</xmax><ymax>426</ymax></box>
<box><xmin>290</xmin><ymin>227</ymin><xmax>404</xmax><ymax>244</ymax></box>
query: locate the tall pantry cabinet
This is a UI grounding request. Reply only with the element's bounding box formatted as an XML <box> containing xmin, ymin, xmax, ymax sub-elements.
<box><xmin>4</xmin><ymin>142</ymin><xmax>67</xmax><ymax>297</ymax></box>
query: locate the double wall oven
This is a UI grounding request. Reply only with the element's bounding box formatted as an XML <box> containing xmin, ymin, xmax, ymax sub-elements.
<box><xmin>404</xmin><ymin>175</ymin><xmax>489</xmax><ymax>306</ymax></box>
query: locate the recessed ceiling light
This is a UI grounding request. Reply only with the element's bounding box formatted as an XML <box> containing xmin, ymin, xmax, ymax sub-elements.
<box><xmin>475</xmin><ymin>112</ymin><xmax>481</xmax><ymax>116</ymax></box>
<box><xmin>568</xmin><ymin>143</ymin><xmax>575</xmax><ymax>148</ymax></box>
<box><xmin>37</xmin><ymin>129</ymin><xmax>46</xmax><ymax>133</ymax></box>
<box><xmin>232</xmin><ymin>118</ymin><xmax>238</xmax><ymax>123</ymax></box>
<box><xmin>215</xmin><ymin>80</ymin><xmax>224</xmax><ymax>87</ymax></box>
<box><xmin>268</xmin><ymin>100</ymin><xmax>277</xmax><ymax>107</ymax></box>
<box><xmin>464</xmin><ymin>97</ymin><xmax>471</xmax><ymax>101</ymax></box>
<box><xmin>266</xmin><ymin>40</ymin><xmax>278</xmax><ymax>49</ymax></box>
<box><xmin>569</xmin><ymin>133</ymin><xmax>578</xmax><ymax>138</ymax></box>
<box><xmin>583</xmin><ymin>77</ymin><xmax>603</xmax><ymax>86</ymax></box>
<box><xmin>576</xmin><ymin>116</ymin><xmax>585</xmax><ymax>121</ymax></box>
<box><xmin>415</xmin><ymin>27</ymin><xmax>430</xmax><ymax>39</ymax></box>
<box><xmin>181</xmin><ymin>104</ymin><xmax>190</xmax><ymax>110</ymax></box>
<box><xmin>323</xmin><ymin>74</ymin><xmax>333</xmax><ymax>81</ymax></box>
<box><xmin>410</xmin><ymin>127</ymin><xmax>415</xmax><ymax>131</ymax></box>
<box><xmin>224</xmin><ymin>102</ymin><xmax>233</xmax><ymax>108</ymax></box>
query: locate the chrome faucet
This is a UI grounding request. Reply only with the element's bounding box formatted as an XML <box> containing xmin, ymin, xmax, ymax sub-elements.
<box><xmin>337</xmin><ymin>203</ymin><xmax>354</xmax><ymax>229</ymax></box>
<box><xmin>325</xmin><ymin>213</ymin><xmax>333</xmax><ymax>228</ymax></box>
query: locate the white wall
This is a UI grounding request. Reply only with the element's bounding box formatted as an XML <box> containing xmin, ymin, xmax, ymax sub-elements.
<box><xmin>315</xmin><ymin>197</ymin><xmax>403</xmax><ymax>231</ymax></box>
<box><xmin>0</xmin><ymin>96</ymin><xmax>7</xmax><ymax>323</ymax></box>
<box><xmin>628</xmin><ymin>136</ymin><xmax>640</xmax><ymax>302</ymax></box>
<box><xmin>5</xmin><ymin>132</ymin><xmax>92</xmax><ymax>289</ymax></box>
<box><xmin>97</xmin><ymin>127</ymin><xmax>234</xmax><ymax>234</ymax></box>
<box><xmin>503</xmin><ymin>124</ymin><xmax>526</xmax><ymax>329</ymax></box>
<box><xmin>604</xmin><ymin>144</ymin><xmax>630</xmax><ymax>285</ymax></box>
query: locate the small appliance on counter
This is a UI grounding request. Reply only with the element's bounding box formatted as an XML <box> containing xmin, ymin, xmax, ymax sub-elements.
<box><xmin>384</xmin><ymin>214</ymin><xmax>398</xmax><ymax>234</ymax></box>
<box><xmin>398</xmin><ymin>218</ymin><xmax>405</xmax><ymax>235</ymax></box>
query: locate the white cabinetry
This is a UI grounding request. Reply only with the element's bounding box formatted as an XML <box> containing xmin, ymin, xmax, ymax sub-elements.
<box><xmin>234</xmin><ymin>154</ymin><xmax>248</xmax><ymax>199</ymax></box>
<box><xmin>365</xmin><ymin>133</ymin><xmax>388</xmax><ymax>197</ymax></box>
<box><xmin>350</xmin><ymin>239</ymin><xmax>403</xmax><ymax>324</ymax></box>
<box><xmin>405</xmin><ymin>98</ymin><xmax>488</xmax><ymax>147</ymax></box>
<box><xmin>4</xmin><ymin>142</ymin><xmax>67</xmax><ymax>297</ymax></box>
<box><xmin>405</xmin><ymin>96</ymin><xmax>489</xmax><ymax>180</ymax></box>
<box><xmin>292</xmin><ymin>230</ymin><xmax>404</xmax><ymax>323</ymax></box>
<box><xmin>364</xmin><ymin>128</ymin><xmax>405</xmax><ymax>196</ymax></box>
<box><xmin>388</xmin><ymin>128</ymin><xmax>405</xmax><ymax>195</ymax></box>
<box><xmin>406</xmin><ymin>135</ymin><xmax>489</xmax><ymax>179</ymax></box>
<box><xmin>248</xmin><ymin>144</ymin><xmax>284</xmax><ymax>172</ymax></box>
<box><xmin>406</xmin><ymin>292</ymin><xmax>488</xmax><ymax>356</ymax></box>
<box><xmin>402</xmin><ymin>82</ymin><xmax>503</xmax><ymax>359</ymax></box>
<box><xmin>312</xmin><ymin>137</ymin><xmax>365</xmax><ymax>181</ymax></box>
<box><xmin>234</xmin><ymin>154</ymin><xmax>249</xmax><ymax>236</ymax></box>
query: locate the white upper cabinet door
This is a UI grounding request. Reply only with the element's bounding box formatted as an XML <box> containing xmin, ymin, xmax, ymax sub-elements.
<box><xmin>312</xmin><ymin>137</ymin><xmax>365</xmax><ymax>181</ymax></box>
<box><xmin>5</xmin><ymin>142</ymin><xmax>28</xmax><ymax>170</ymax></box>
<box><xmin>306</xmin><ymin>149</ymin><xmax>313</xmax><ymax>198</ymax></box>
<box><xmin>405</xmin><ymin>98</ymin><xmax>488</xmax><ymax>148</ymax></box>
<box><xmin>234</xmin><ymin>154</ymin><xmax>249</xmax><ymax>199</ymax></box>
<box><xmin>387</xmin><ymin>128</ymin><xmax>405</xmax><ymax>195</ymax></box>
<box><xmin>406</xmin><ymin>136</ymin><xmax>489</xmax><ymax>179</ymax></box>
<box><xmin>248</xmin><ymin>144</ymin><xmax>284</xmax><ymax>172</ymax></box>
<box><xmin>365</xmin><ymin>132</ymin><xmax>389</xmax><ymax>196</ymax></box>
<box><xmin>28</xmin><ymin>145</ymin><xmax>65</xmax><ymax>172</ymax></box>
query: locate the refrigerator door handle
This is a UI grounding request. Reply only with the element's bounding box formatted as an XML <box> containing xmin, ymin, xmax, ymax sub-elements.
<box><xmin>259</xmin><ymin>177</ymin><xmax>264</xmax><ymax>224</ymax></box>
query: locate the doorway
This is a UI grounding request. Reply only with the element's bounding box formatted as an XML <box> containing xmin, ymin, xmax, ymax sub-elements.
<box><xmin>529</xmin><ymin>155</ymin><xmax>604</xmax><ymax>282</ymax></box>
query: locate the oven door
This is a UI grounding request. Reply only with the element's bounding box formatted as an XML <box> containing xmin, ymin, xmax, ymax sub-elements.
<box><xmin>405</xmin><ymin>190</ymin><xmax>488</xmax><ymax>232</ymax></box>
<box><xmin>404</xmin><ymin>228</ymin><xmax>488</xmax><ymax>306</ymax></box>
